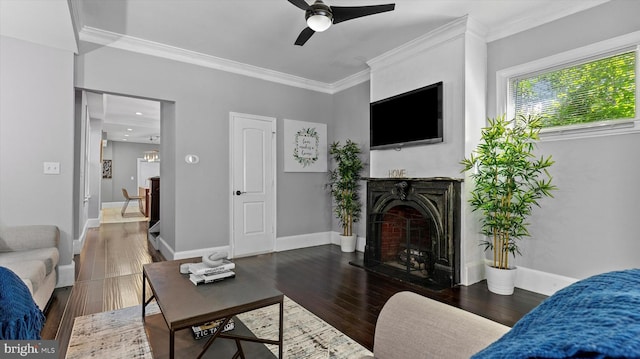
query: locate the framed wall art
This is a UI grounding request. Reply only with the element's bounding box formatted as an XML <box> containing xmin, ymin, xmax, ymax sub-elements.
<box><xmin>102</xmin><ymin>159</ymin><xmax>112</xmax><ymax>179</ymax></box>
<box><xmin>284</xmin><ymin>119</ymin><xmax>327</xmax><ymax>172</ymax></box>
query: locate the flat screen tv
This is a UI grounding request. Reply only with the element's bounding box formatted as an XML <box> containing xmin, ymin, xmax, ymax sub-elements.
<box><xmin>370</xmin><ymin>81</ymin><xmax>443</xmax><ymax>150</ymax></box>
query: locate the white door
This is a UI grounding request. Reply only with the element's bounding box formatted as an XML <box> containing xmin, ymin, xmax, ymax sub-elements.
<box><xmin>230</xmin><ymin>112</ymin><xmax>276</xmax><ymax>257</ymax></box>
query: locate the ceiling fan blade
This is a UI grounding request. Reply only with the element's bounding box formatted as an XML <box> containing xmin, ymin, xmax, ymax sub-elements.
<box><xmin>288</xmin><ymin>0</ymin><xmax>310</xmax><ymax>11</ymax></box>
<box><xmin>331</xmin><ymin>4</ymin><xmax>395</xmax><ymax>24</ymax></box>
<box><xmin>295</xmin><ymin>27</ymin><xmax>316</xmax><ymax>46</ymax></box>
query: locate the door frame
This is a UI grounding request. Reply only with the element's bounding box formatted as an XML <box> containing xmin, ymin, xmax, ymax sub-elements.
<box><xmin>228</xmin><ymin>112</ymin><xmax>277</xmax><ymax>257</ymax></box>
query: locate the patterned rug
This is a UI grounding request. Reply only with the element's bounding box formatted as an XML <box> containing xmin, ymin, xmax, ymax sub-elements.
<box><xmin>66</xmin><ymin>296</ymin><xmax>372</xmax><ymax>358</ymax></box>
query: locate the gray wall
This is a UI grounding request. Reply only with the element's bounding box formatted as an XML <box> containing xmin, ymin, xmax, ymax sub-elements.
<box><xmin>101</xmin><ymin>141</ymin><xmax>159</xmax><ymax>202</ymax></box>
<box><xmin>100</xmin><ymin>140</ymin><xmax>113</xmax><ymax>202</ymax></box>
<box><xmin>486</xmin><ymin>0</ymin><xmax>640</xmax><ymax>279</ymax></box>
<box><xmin>75</xmin><ymin>43</ymin><xmax>334</xmax><ymax>255</ymax></box>
<box><xmin>331</xmin><ymin>81</ymin><xmax>371</xmax><ymax>237</ymax></box>
<box><xmin>73</xmin><ymin>90</ymin><xmax>89</xmax><ymax>244</ymax></box>
<box><xmin>88</xmin><ymin>117</ymin><xmax>103</xmax><ymax>219</ymax></box>
<box><xmin>0</xmin><ymin>35</ymin><xmax>75</xmax><ymax>268</ymax></box>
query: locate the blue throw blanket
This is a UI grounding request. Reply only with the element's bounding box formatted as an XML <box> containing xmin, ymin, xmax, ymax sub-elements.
<box><xmin>473</xmin><ymin>268</ymin><xmax>640</xmax><ymax>359</ymax></box>
<box><xmin>0</xmin><ymin>266</ymin><xmax>45</xmax><ymax>340</ymax></box>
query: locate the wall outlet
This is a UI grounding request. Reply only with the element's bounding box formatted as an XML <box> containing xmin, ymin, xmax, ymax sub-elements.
<box><xmin>44</xmin><ymin>162</ymin><xmax>60</xmax><ymax>175</ymax></box>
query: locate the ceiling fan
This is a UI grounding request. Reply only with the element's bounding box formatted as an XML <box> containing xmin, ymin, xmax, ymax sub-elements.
<box><xmin>288</xmin><ymin>0</ymin><xmax>395</xmax><ymax>46</ymax></box>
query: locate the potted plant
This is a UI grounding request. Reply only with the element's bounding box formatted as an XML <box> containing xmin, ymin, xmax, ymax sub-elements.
<box><xmin>461</xmin><ymin>114</ymin><xmax>556</xmax><ymax>295</ymax></box>
<box><xmin>328</xmin><ymin>139</ymin><xmax>365</xmax><ymax>252</ymax></box>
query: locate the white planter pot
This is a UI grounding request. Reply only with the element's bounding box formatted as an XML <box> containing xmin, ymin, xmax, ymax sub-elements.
<box><xmin>485</xmin><ymin>264</ymin><xmax>517</xmax><ymax>295</ymax></box>
<box><xmin>340</xmin><ymin>235</ymin><xmax>357</xmax><ymax>252</ymax></box>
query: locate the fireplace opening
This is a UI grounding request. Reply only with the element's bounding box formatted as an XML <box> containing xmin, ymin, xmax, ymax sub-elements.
<box><xmin>354</xmin><ymin>178</ymin><xmax>461</xmax><ymax>290</ymax></box>
<box><xmin>378</xmin><ymin>206</ymin><xmax>435</xmax><ymax>279</ymax></box>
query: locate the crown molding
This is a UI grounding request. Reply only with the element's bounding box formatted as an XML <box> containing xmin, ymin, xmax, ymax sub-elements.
<box><xmin>330</xmin><ymin>69</ymin><xmax>371</xmax><ymax>93</ymax></box>
<box><xmin>485</xmin><ymin>0</ymin><xmax>611</xmax><ymax>42</ymax></box>
<box><xmin>79</xmin><ymin>26</ymin><xmax>348</xmax><ymax>94</ymax></box>
<box><xmin>367</xmin><ymin>15</ymin><xmax>475</xmax><ymax>73</ymax></box>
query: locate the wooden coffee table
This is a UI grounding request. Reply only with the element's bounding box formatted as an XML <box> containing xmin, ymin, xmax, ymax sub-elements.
<box><xmin>142</xmin><ymin>259</ymin><xmax>283</xmax><ymax>359</ymax></box>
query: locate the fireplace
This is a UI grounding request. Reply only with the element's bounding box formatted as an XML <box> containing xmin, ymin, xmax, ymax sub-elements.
<box><xmin>363</xmin><ymin>178</ymin><xmax>461</xmax><ymax>289</ymax></box>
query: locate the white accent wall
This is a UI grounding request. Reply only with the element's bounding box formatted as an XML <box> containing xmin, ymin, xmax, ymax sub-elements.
<box><xmin>367</xmin><ymin>16</ymin><xmax>488</xmax><ymax>287</ymax></box>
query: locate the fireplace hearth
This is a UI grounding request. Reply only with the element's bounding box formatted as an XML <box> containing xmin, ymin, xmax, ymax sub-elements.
<box><xmin>358</xmin><ymin>178</ymin><xmax>462</xmax><ymax>289</ymax></box>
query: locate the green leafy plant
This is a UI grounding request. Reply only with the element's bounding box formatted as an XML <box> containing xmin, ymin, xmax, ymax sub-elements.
<box><xmin>328</xmin><ymin>140</ymin><xmax>365</xmax><ymax>237</ymax></box>
<box><xmin>513</xmin><ymin>51</ymin><xmax>635</xmax><ymax>127</ymax></box>
<box><xmin>461</xmin><ymin>114</ymin><xmax>557</xmax><ymax>269</ymax></box>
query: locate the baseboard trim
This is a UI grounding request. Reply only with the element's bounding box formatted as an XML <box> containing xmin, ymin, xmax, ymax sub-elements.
<box><xmin>101</xmin><ymin>201</ymin><xmax>125</xmax><ymax>209</ymax></box>
<box><xmin>275</xmin><ymin>231</ymin><xmax>367</xmax><ymax>252</ymax></box>
<box><xmin>174</xmin><ymin>245</ymin><xmax>231</xmax><ymax>261</ymax></box>
<box><xmin>462</xmin><ymin>261</ymin><xmax>577</xmax><ymax>296</ymax></box>
<box><xmin>462</xmin><ymin>260</ymin><xmax>486</xmax><ymax>286</ymax></box>
<box><xmin>156</xmin><ymin>235</ymin><xmax>172</xmax><ymax>260</ymax></box>
<box><xmin>140</xmin><ymin>228</ymin><xmax>579</xmax><ymax>296</ymax></box>
<box><xmin>166</xmin><ymin>232</ymin><xmax>362</xmax><ymax>260</ymax></box>
<box><xmin>74</xmin><ymin>218</ymin><xmax>101</xmax><ymax>255</ymax></box>
<box><xmin>515</xmin><ymin>266</ymin><xmax>578</xmax><ymax>296</ymax></box>
<box><xmin>148</xmin><ymin>233</ymin><xmax>159</xmax><ymax>250</ymax></box>
<box><xmin>57</xmin><ymin>262</ymin><xmax>75</xmax><ymax>287</ymax></box>
<box><xmin>328</xmin><ymin>231</ymin><xmax>367</xmax><ymax>252</ymax></box>
<box><xmin>155</xmin><ymin>235</ymin><xmax>231</xmax><ymax>261</ymax></box>
<box><xmin>73</xmin><ymin>239</ymin><xmax>81</xmax><ymax>255</ymax></box>
<box><xmin>276</xmin><ymin>232</ymin><xmax>332</xmax><ymax>252</ymax></box>
<box><xmin>87</xmin><ymin>217</ymin><xmax>100</xmax><ymax>228</ymax></box>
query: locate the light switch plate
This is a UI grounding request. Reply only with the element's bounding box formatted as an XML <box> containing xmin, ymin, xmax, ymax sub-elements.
<box><xmin>44</xmin><ymin>162</ymin><xmax>60</xmax><ymax>174</ymax></box>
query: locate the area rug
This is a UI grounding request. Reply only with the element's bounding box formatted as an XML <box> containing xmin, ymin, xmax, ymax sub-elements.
<box><xmin>66</xmin><ymin>296</ymin><xmax>373</xmax><ymax>359</ymax></box>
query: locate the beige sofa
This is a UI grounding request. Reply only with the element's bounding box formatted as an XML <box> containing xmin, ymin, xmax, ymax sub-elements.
<box><xmin>364</xmin><ymin>271</ymin><xmax>640</xmax><ymax>358</ymax></box>
<box><xmin>0</xmin><ymin>225</ymin><xmax>60</xmax><ymax>310</ymax></box>
<box><xmin>362</xmin><ymin>291</ymin><xmax>510</xmax><ymax>359</ymax></box>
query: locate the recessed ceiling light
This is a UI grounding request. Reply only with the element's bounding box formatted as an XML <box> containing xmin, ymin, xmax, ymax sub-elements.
<box><xmin>127</xmin><ymin>128</ymin><xmax>133</xmax><ymax>131</ymax></box>
<box><xmin>122</xmin><ymin>138</ymin><xmax>128</xmax><ymax>141</ymax></box>
<box><xmin>135</xmin><ymin>112</ymin><xmax>143</xmax><ymax>116</ymax></box>
<box><xmin>124</xmin><ymin>134</ymin><xmax>129</xmax><ymax>137</ymax></box>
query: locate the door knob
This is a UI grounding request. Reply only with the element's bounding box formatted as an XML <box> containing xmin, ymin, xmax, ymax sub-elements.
<box><xmin>235</xmin><ymin>190</ymin><xmax>246</xmax><ymax>196</ymax></box>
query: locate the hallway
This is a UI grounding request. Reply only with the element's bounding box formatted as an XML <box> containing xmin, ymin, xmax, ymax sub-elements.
<box><xmin>42</xmin><ymin>221</ymin><xmax>161</xmax><ymax>358</ymax></box>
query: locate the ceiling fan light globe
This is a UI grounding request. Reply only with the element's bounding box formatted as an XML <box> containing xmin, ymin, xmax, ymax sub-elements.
<box><xmin>307</xmin><ymin>14</ymin><xmax>332</xmax><ymax>32</ymax></box>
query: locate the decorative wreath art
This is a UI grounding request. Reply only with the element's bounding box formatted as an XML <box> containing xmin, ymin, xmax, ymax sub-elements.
<box><xmin>293</xmin><ymin>127</ymin><xmax>320</xmax><ymax>167</ymax></box>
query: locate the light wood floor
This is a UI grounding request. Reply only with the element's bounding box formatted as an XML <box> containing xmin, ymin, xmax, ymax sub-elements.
<box><xmin>101</xmin><ymin>206</ymin><xmax>149</xmax><ymax>224</ymax></box>
<box><xmin>43</xmin><ymin>221</ymin><xmax>546</xmax><ymax>358</ymax></box>
<box><xmin>42</xmin><ymin>221</ymin><xmax>162</xmax><ymax>358</ymax></box>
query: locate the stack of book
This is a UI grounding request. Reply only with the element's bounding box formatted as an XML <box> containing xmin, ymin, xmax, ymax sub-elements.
<box><xmin>191</xmin><ymin>318</ymin><xmax>235</xmax><ymax>340</ymax></box>
<box><xmin>188</xmin><ymin>259</ymin><xmax>236</xmax><ymax>285</ymax></box>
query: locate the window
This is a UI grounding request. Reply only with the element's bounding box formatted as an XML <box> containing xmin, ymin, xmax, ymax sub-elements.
<box><xmin>511</xmin><ymin>50</ymin><xmax>636</xmax><ymax>128</ymax></box>
<box><xmin>497</xmin><ymin>32</ymin><xmax>640</xmax><ymax>139</ymax></box>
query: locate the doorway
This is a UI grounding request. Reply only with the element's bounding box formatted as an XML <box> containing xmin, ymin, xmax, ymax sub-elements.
<box><xmin>83</xmin><ymin>91</ymin><xmax>161</xmax><ymax>223</ymax></box>
<box><xmin>230</xmin><ymin>112</ymin><xmax>277</xmax><ymax>257</ymax></box>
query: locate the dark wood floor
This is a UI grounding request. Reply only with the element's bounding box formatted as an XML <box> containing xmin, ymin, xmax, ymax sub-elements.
<box><xmin>43</xmin><ymin>221</ymin><xmax>546</xmax><ymax>357</ymax></box>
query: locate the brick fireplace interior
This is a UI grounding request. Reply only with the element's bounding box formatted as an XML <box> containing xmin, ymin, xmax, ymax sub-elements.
<box><xmin>378</xmin><ymin>206</ymin><xmax>435</xmax><ymax>278</ymax></box>
<box><xmin>353</xmin><ymin>178</ymin><xmax>461</xmax><ymax>290</ymax></box>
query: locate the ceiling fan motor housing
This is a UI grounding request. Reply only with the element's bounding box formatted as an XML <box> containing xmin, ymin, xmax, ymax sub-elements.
<box><xmin>305</xmin><ymin>0</ymin><xmax>333</xmax><ymax>23</ymax></box>
<box><xmin>290</xmin><ymin>0</ymin><xmax>395</xmax><ymax>45</ymax></box>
